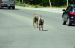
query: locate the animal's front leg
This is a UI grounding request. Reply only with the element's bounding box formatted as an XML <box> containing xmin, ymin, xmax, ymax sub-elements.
<box><xmin>33</xmin><ymin>22</ymin><xmax>36</xmax><ymax>28</ymax></box>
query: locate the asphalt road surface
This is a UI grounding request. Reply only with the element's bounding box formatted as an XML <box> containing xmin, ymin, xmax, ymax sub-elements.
<box><xmin>0</xmin><ymin>7</ymin><xmax>75</xmax><ymax>48</ymax></box>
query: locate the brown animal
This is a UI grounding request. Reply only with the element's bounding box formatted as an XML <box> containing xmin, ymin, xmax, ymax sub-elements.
<box><xmin>33</xmin><ymin>14</ymin><xmax>44</xmax><ymax>31</ymax></box>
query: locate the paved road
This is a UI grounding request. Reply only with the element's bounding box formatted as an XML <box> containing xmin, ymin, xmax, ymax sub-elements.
<box><xmin>0</xmin><ymin>7</ymin><xmax>75</xmax><ymax>48</ymax></box>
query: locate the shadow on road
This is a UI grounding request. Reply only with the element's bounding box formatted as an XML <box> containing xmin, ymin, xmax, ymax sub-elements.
<box><xmin>0</xmin><ymin>7</ymin><xmax>20</xmax><ymax>10</ymax></box>
<box><xmin>69</xmin><ymin>25</ymin><xmax>75</xmax><ymax>27</ymax></box>
<box><xmin>42</xmin><ymin>29</ymin><xmax>48</xmax><ymax>31</ymax></box>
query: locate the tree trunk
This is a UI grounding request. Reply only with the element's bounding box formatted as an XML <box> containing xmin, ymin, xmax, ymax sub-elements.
<box><xmin>49</xmin><ymin>0</ymin><xmax>52</xmax><ymax>7</ymax></box>
<box><xmin>67</xmin><ymin>0</ymin><xmax>68</xmax><ymax>6</ymax></box>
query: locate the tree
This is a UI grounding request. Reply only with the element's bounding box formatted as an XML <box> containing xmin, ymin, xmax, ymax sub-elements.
<box><xmin>49</xmin><ymin>0</ymin><xmax>52</xmax><ymax>7</ymax></box>
<box><xmin>16</xmin><ymin>0</ymin><xmax>75</xmax><ymax>7</ymax></box>
<box><xmin>67</xmin><ymin>0</ymin><xmax>68</xmax><ymax>6</ymax></box>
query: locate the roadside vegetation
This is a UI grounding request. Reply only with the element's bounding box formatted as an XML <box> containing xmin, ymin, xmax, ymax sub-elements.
<box><xmin>16</xmin><ymin>2</ymin><xmax>44</xmax><ymax>8</ymax></box>
<box><xmin>16</xmin><ymin>0</ymin><xmax>75</xmax><ymax>8</ymax></box>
